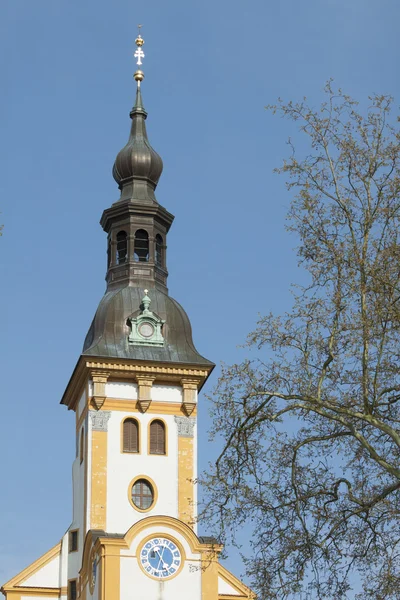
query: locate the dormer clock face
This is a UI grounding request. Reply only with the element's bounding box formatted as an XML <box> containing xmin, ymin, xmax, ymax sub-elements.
<box><xmin>139</xmin><ymin>321</ymin><xmax>155</xmax><ymax>338</ymax></box>
<box><xmin>139</xmin><ymin>537</ymin><xmax>182</xmax><ymax>579</ymax></box>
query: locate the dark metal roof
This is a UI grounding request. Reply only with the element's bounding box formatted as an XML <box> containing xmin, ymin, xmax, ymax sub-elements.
<box><xmin>112</xmin><ymin>86</ymin><xmax>163</xmax><ymax>192</ymax></box>
<box><xmin>83</xmin><ymin>285</ymin><xmax>214</xmax><ymax>367</ymax></box>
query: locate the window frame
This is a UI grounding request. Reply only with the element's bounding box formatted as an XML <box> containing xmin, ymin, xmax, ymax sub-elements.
<box><xmin>128</xmin><ymin>475</ymin><xmax>158</xmax><ymax>513</ymax></box>
<box><xmin>121</xmin><ymin>417</ymin><xmax>140</xmax><ymax>454</ymax></box>
<box><xmin>148</xmin><ymin>418</ymin><xmax>167</xmax><ymax>456</ymax></box>
<box><xmin>68</xmin><ymin>579</ymin><xmax>78</xmax><ymax>600</ymax></box>
<box><xmin>69</xmin><ymin>529</ymin><xmax>79</xmax><ymax>553</ymax></box>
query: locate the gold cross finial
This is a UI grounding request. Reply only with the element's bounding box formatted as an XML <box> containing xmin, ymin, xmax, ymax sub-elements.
<box><xmin>134</xmin><ymin>25</ymin><xmax>145</xmax><ymax>86</ymax></box>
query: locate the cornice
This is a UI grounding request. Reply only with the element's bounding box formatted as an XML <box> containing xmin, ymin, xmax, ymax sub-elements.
<box><xmin>61</xmin><ymin>355</ymin><xmax>212</xmax><ymax>411</ymax></box>
<box><xmin>1</xmin><ymin>587</ymin><xmax>60</xmax><ymax>597</ymax></box>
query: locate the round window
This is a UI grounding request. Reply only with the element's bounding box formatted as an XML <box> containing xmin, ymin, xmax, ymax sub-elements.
<box><xmin>131</xmin><ymin>479</ymin><xmax>154</xmax><ymax>510</ymax></box>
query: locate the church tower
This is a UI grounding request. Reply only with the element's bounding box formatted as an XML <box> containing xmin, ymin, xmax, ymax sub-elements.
<box><xmin>1</xmin><ymin>33</ymin><xmax>254</xmax><ymax>600</ymax></box>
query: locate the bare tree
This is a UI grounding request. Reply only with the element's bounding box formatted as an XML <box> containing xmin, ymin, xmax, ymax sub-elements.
<box><xmin>202</xmin><ymin>83</ymin><xmax>400</xmax><ymax>600</ymax></box>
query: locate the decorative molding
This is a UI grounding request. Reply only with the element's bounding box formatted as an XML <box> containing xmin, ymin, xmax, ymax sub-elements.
<box><xmin>90</xmin><ymin>411</ymin><xmax>111</xmax><ymax>431</ymax></box>
<box><xmin>61</xmin><ymin>356</ymin><xmax>213</xmax><ymax>411</ymax></box>
<box><xmin>138</xmin><ymin>399</ymin><xmax>152</xmax><ymax>413</ymax></box>
<box><xmin>128</xmin><ymin>290</ymin><xmax>165</xmax><ymax>347</ymax></box>
<box><xmin>137</xmin><ymin>376</ymin><xmax>155</xmax><ymax>413</ymax></box>
<box><xmin>181</xmin><ymin>378</ymin><xmax>199</xmax><ymax>417</ymax></box>
<box><xmin>175</xmin><ymin>416</ymin><xmax>196</xmax><ymax>438</ymax></box>
<box><xmin>86</xmin><ymin>361</ymin><xmax>210</xmax><ymax>378</ymax></box>
<box><xmin>90</xmin><ymin>370</ymin><xmax>110</xmax><ymax>410</ymax></box>
<box><xmin>182</xmin><ymin>402</ymin><xmax>196</xmax><ymax>417</ymax></box>
<box><xmin>102</xmin><ymin>399</ymin><xmax>196</xmax><ymax>416</ymax></box>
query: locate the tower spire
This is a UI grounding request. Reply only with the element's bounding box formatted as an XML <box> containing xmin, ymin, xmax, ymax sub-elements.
<box><xmin>101</xmin><ymin>30</ymin><xmax>174</xmax><ymax>292</ymax></box>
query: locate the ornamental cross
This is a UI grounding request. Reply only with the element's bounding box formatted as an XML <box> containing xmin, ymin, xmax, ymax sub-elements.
<box><xmin>134</xmin><ymin>46</ymin><xmax>145</xmax><ymax>65</ymax></box>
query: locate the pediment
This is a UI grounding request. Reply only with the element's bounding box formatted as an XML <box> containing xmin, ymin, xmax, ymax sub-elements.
<box><xmin>2</xmin><ymin>542</ymin><xmax>61</xmax><ymax>592</ymax></box>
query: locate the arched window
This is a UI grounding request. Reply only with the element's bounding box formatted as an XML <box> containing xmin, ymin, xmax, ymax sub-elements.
<box><xmin>123</xmin><ymin>418</ymin><xmax>139</xmax><ymax>453</ymax></box>
<box><xmin>116</xmin><ymin>231</ymin><xmax>128</xmax><ymax>264</ymax></box>
<box><xmin>134</xmin><ymin>229</ymin><xmax>149</xmax><ymax>262</ymax></box>
<box><xmin>149</xmin><ymin>420</ymin><xmax>166</xmax><ymax>455</ymax></box>
<box><xmin>155</xmin><ymin>234</ymin><xmax>163</xmax><ymax>267</ymax></box>
<box><xmin>80</xmin><ymin>428</ymin><xmax>84</xmax><ymax>464</ymax></box>
<box><xmin>107</xmin><ymin>237</ymin><xmax>111</xmax><ymax>268</ymax></box>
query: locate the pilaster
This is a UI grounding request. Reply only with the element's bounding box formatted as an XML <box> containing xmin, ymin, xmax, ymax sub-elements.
<box><xmin>89</xmin><ymin>411</ymin><xmax>111</xmax><ymax>530</ymax></box>
<box><xmin>175</xmin><ymin>416</ymin><xmax>196</xmax><ymax>528</ymax></box>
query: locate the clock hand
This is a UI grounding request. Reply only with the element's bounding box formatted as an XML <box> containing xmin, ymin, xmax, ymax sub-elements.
<box><xmin>158</xmin><ymin>545</ymin><xmax>170</xmax><ymax>570</ymax></box>
<box><xmin>159</xmin><ymin>545</ymin><xmax>169</xmax><ymax>570</ymax></box>
<box><xmin>154</xmin><ymin>547</ymin><xmax>165</xmax><ymax>571</ymax></box>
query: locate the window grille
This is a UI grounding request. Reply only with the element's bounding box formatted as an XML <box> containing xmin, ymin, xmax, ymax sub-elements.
<box><xmin>131</xmin><ymin>479</ymin><xmax>154</xmax><ymax>510</ymax></box>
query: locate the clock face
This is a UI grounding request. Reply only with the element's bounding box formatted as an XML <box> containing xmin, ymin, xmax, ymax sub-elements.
<box><xmin>139</xmin><ymin>321</ymin><xmax>155</xmax><ymax>338</ymax></box>
<box><xmin>139</xmin><ymin>537</ymin><xmax>182</xmax><ymax>579</ymax></box>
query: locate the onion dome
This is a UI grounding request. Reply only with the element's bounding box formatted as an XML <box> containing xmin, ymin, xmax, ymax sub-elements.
<box><xmin>112</xmin><ymin>86</ymin><xmax>163</xmax><ymax>190</ymax></box>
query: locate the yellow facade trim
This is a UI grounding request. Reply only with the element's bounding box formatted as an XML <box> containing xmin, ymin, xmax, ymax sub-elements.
<box><xmin>201</xmin><ymin>549</ymin><xmax>219</xmax><ymax>600</ymax></box>
<box><xmin>127</xmin><ymin>474</ymin><xmax>158</xmax><ymax>513</ymax></box>
<box><xmin>124</xmin><ymin>515</ymin><xmax>223</xmax><ymax>554</ymax></box>
<box><xmin>2</xmin><ymin>542</ymin><xmax>61</xmax><ymax>589</ymax></box>
<box><xmin>102</xmin><ymin>544</ymin><xmax>120</xmax><ymax>600</ymax></box>
<box><xmin>218</xmin><ymin>596</ymin><xmax>251</xmax><ymax>599</ymax></box>
<box><xmin>90</xmin><ymin>428</ymin><xmax>108</xmax><ymax>529</ymax></box>
<box><xmin>102</xmin><ymin>398</ymin><xmax>197</xmax><ymax>416</ymax></box>
<box><xmin>217</xmin><ymin>564</ymin><xmax>256</xmax><ymax>599</ymax></box>
<box><xmin>83</xmin><ymin>415</ymin><xmax>89</xmax><ymax>536</ymax></box>
<box><xmin>61</xmin><ymin>357</ymin><xmax>212</xmax><ymax>411</ymax></box>
<box><xmin>3</xmin><ymin>593</ymin><xmax>21</xmax><ymax>600</ymax></box>
<box><xmin>178</xmin><ymin>435</ymin><xmax>194</xmax><ymax>528</ymax></box>
<box><xmin>3</xmin><ymin>587</ymin><xmax>60</xmax><ymax>597</ymax></box>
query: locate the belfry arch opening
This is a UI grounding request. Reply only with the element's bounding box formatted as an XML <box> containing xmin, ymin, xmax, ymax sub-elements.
<box><xmin>134</xmin><ymin>229</ymin><xmax>149</xmax><ymax>262</ymax></box>
<box><xmin>116</xmin><ymin>231</ymin><xmax>128</xmax><ymax>264</ymax></box>
<box><xmin>155</xmin><ymin>234</ymin><xmax>163</xmax><ymax>267</ymax></box>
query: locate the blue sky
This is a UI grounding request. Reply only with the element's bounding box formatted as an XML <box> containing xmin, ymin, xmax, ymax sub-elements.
<box><xmin>1</xmin><ymin>0</ymin><xmax>399</xmax><ymax>589</ymax></box>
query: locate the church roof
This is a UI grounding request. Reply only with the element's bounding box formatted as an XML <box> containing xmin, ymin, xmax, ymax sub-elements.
<box><xmin>83</xmin><ymin>286</ymin><xmax>214</xmax><ymax>367</ymax></box>
<box><xmin>77</xmin><ymin>36</ymin><xmax>213</xmax><ymax>372</ymax></box>
<box><xmin>112</xmin><ymin>86</ymin><xmax>163</xmax><ymax>192</ymax></box>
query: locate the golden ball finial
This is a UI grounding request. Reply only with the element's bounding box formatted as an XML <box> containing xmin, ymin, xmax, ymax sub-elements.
<box><xmin>134</xmin><ymin>69</ymin><xmax>145</xmax><ymax>82</ymax></box>
<box><xmin>135</xmin><ymin>35</ymin><xmax>144</xmax><ymax>47</ymax></box>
